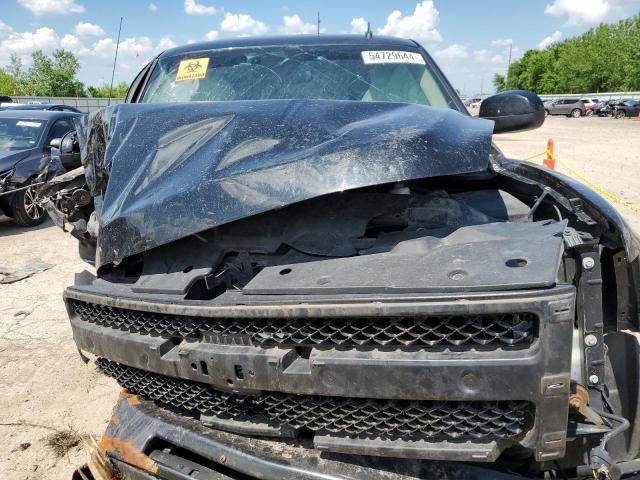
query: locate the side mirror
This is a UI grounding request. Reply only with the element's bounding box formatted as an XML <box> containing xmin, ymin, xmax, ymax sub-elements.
<box><xmin>479</xmin><ymin>89</ymin><xmax>545</xmax><ymax>134</ymax></box>
<box><xmin>59</xmin><ymin>131</ymin><xmax>81</xmax><ymax>171</ymax></box>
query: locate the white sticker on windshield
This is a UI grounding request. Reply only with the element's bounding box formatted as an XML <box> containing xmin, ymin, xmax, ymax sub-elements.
<box><xmin>361</xmin><ymin>51</ymin><xmax>426</xmax><ymax>65</ymax></box>
<box><xmin>16</xmin><ymin>121</ymin><xmax>42</xmax><ymax>128</ymax></box>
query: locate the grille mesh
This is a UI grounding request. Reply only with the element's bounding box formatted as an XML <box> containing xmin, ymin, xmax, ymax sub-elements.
<box><xmin>71</xmin><ymin>300</ymin><xmax>536</xmax><ymax>350</ymax></box>
<box><xmin>97</xmin><ymin>359</ymin><xmax>532</xmax><ymax>441</ymax></box>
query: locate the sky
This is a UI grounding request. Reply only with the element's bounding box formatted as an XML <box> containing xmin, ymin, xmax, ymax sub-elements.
<box><xmin>0</xmin><ymin>0</ymin><xmax>639</xmax><ymax>95</ymax></box>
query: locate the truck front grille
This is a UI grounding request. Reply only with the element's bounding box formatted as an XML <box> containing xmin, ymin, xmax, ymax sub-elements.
<box><xmin>71</xmin><ymin>300</ymin><xmax>536</xmax><ymax>350</ymax></box>
<box><xmin>97</xmin><ymin>359</ymin><xmax>533</xmax><ymax>441</ymax></box>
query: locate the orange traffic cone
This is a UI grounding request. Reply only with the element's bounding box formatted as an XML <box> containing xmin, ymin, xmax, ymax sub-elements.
<box><xmin>543</xmin><ymin>138</ymin><xmax>555</xmax><ymax>170</ymax></box>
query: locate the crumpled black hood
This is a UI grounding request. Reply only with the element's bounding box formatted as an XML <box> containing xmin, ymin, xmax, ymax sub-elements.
<box><xmin>82</xmin><ymin>100</ymin><xmax>494</xmax><ymax>267</ymax></box>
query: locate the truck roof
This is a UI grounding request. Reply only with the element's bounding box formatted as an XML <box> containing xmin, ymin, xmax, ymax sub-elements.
<box><xmin>161</xmin><ymin>34</ymin><xmax>421</xmax><ymax>58</ymax></box>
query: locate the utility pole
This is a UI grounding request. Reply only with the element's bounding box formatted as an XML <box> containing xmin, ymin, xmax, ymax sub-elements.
<box><xmin>317</xmin><ymin>12</ymin><xmax>320</xmax><ymax>37</ymax></box>
<box><xmin>480</xmin><ymin>78</ymin><xmax>484</xmax><ymax>96</ymax></box>
<box><xmin>506</xmin><ymin>41</ymin><xmax>513</xmax><ymax>88</ymax></box>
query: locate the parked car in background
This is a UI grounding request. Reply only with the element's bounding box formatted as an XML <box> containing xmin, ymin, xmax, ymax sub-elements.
<box><xmin>591</xmin><ymin>101</ymin><xmax>611</xmax><ymax>117</ymax></box>
<box><xmin>579</xmin><ymin>98</ymin><xmax>599</xmax><ymax>108</ymax></box>
<box><xmin>0</xmin><ymin>110</ymin><xmax>82</xmax><ymax>226</ymax></box>
<box><xmin>463</xmin><ymin>97</ymin><xmax>482</xmax><ymax>107</ymax></box>
<box><xmin>0</xmin><ymin>95</ymin><xmax>15</xmax><ymax>107</ymax></box>
<box><xmin>0</xmin><ymin>103</ymin><xmax>82</xmax><ymax>113</ymax></box>
<box><xmin>585</xmin><ymin>104</ymin><xmax>598</xmax><ymax>116</ymax></box>
<box><xmin>614</xmin><ymin>99</ymin><xmax>640</xmax><ymax>118</ymax></box>
<box><xmin>545</xmin><ymin>98</ymin><xmax>585</xmax><ymax>117</ymax></box>
<box><xmin>579</xmin><ymin>98</ymin><xmax>600</xmax><ymax>116</ymax></box>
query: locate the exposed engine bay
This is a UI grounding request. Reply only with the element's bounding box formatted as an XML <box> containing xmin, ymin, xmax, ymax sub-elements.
<box><xmin>96</xmin><ymin>184</ymin><xmax>563</xmax><ymax>298</ymax></box>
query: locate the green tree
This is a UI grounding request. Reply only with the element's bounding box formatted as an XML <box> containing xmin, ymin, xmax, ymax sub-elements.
<box><xmin>0</xmin><ymin>69</ymin><xmax>16</xmax><ymax>95</ymax></box>
<box><xmin>5</xmin><ymin>54</ymin><xmax>25</xmax><ymax>95</ymax></box>
<box><xmin>23</xmin><ymin>50</ymin><xmax>54</xmax><ymax>96</ymax></box>
<box><xmin>492</xmin><ymin>73</ymin><xmax>506</xmax><ymax>92</ymax></box>
<box><xmin>50</xmin><ymin>49</ymin><xmax>85</xmax><ymax>96</ymax></box>
<box><xmin>11</xmin><ymin>49</ymin><xmax>86</xmax><ymax>97</ymax></box>
<box><xmin>505</xmin><ymin>14</ymin><xmax>640</xmax><ymax>94</ymax></box>
<box><xmin>87</xmin><ymin>81</ymin><xmax>130</xmax><ymax>98</ymax></box>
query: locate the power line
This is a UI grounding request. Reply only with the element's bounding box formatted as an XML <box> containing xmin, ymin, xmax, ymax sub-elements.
<box><xmin>108</xmin><ymin>16</ymin><xmax>123</xmax><ymax>106</ymax></box>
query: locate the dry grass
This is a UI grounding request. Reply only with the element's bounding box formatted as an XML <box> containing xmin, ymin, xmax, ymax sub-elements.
<box><xmin>45</xmin><ymin>428</ymin><xmax>83</xmax><ymax>458</ymax></box>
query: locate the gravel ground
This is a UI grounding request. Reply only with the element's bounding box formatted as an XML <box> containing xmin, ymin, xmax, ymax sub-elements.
<box><xmin>0</xmin><ymin>115</ymin><xmax>638</xmax><ymax>479</ymax></box>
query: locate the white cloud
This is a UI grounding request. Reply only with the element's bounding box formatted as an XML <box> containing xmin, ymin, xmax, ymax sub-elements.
<box><xmin>350</xmin><ymin>17</ymin><xmax>368</xmax><ymax>34</ymax></box>
<box><xmin>184</xmin><ymin>0</ymin><xmax>216</xmax><ymax>16</ymax></box>
<box><xmin>157</xmin><ymin>36</ymin><xmax>176</xmax><ymax>50</ymax></box>
<box><xmin>538</xmin><ymin>30</ymin><xmax>562</xmax><ymax>49</ymax></box>
<box><xmin>148</xmin><ymin>2</ymin><xmax>158</xmax><ymax>12</ymax></box>
<box><xmin>0</xmin><ymin>27</ymin><xmax>59</xmax><ymax>55</ymax></box>
<box><xmin>204</xmin><ymin>29</ymin><xmax>219</xmax><ymax>40</ymax></box>
<box><xmin>279</xmin><ymin>14</ymin><xmax>320</xmax><ymax>34</ymax></box>
<box><xmin>221</xmin><ymin>13</ymin><xmax>268</xmax><ymax>35</ymax></box>
<box><xmin>60</xmin><ymin>33</ymin><xmax>88</xmax><ymax>53</ymax></box>
<box><xmin>472</xmin><ymin>49</ymin><xmax>490</xmax><ymax>62</ymax></box>
<box><xmin>434</xmin><ymin>43</ymin><xmax>468</xmax><ymax>60</ymax></box>
<box><xmin>93</xmin><ymin>36</ymin><xmax>155</xmax><ymax>59</ymax></box>
<box><xmin>0</xmin><ymin>20</ymin><xmax>12</xmax><ymax>39</ymax></box>
<box><xmin>0</xmin><ymin>23</ymin><xmax>179</xmax><ymax>86</ymax></box>
<box><xmin>491</xmin><ymin>38</ymin><xmax>512</xmax><ymax>47</ymax></box>
<box><xmin>544</xmin><ymin>0</ymin><xmax>610</xmax><ymax>25</ymax></box>
<box><xmin>74</xmin><ymin>22</ymin><xmax>105</xmax><ymax>37</ymax></box>
<box><xmin>491</xmin><ymin>54</ymin><xmax>505</xmax><ymax>64</ymax></box>
<box><xmin>17</xmin><ymin>0</ymin><xmax>85</xmax><ymax>16</ymax></box>
<box><xmin>92</xmin><ymin>37</ymin><xmax>116</xmax><ymax>57</ymax></box>
<box><xmin>378</xmin><ymin>1</ymin><xmax>442</xmax><ymax>44</ymax></box>
<box><xmin>87</xmin><ymin>35</ymin><xmax>173</xmax><ymax>81</ymax></box>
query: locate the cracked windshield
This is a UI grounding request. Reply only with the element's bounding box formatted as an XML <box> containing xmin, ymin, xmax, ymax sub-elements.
<box><xmin>141</xmin><ymin>45</ymin><xmax>453</xmax><ymax>108</ymax></box>
<box><xmin>0</xmin><ymin>119</ymin><xmax>44</xmax><ymax>150</ymax></box>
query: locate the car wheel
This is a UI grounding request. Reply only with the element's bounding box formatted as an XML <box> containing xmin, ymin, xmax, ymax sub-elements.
<box><xmin>570</xmin><ymin>109</ymin><xmax>582</xmax><ymax>118</ymax></box>
<box><xmin>10</xmin><ymin>184</ymin><xmax>47</xmax><ymax>227</ymax></box>
<box><xmin>545</xmin><ymin>109</ymin><xmax>550</xmax><ymax>116</ymax></box>
<box><xmin>615</xmin><ymin>110</ymin><xmax>625</xmax><ymax>119</ymax></box>
<box><xmin>586</xmin><ymin>110</ymin><xmax>594</xmax><ymax>117</ymax></box>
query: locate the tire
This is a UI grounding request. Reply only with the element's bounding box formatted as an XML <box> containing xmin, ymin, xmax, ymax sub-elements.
<box><xmin>570</xmin><ymin>109</ymin><xmax>582</xmax><ymax>118</ymax></box>
<box><xmin>10</xmin><ymin>184</ymin><xmax>47</xmax><ymax>227</ymax></box>
<box><xmin>586</xmin><ymin>110</ymin><xmax>594</xmax><ymax>117</ymax></box>
<box><xmin>615</xmin><ymin>110</ymin><xmax>625</xmax><ymax>119</ymax></box>
<box><xmin>545</xmin><ymin>109</ymin><xmax>551</xmax><ymax>116</ymax></box>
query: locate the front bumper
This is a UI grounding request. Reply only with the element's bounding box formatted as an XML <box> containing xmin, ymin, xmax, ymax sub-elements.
<box><xmin>66</xmin><ymin>283</ymin><xmax>575</xmax><ymax>463</ymax></box>
<box><xmin>94</xmin><ymin>390</ymin><xmax>527</xmax><ymax>480</ymax></box>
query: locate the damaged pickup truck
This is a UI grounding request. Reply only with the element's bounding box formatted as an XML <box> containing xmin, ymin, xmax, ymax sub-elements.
<box><xmin>47</xmin><ymin>35</ymin><xmax>640</xmax><ymax>479</ymax></box>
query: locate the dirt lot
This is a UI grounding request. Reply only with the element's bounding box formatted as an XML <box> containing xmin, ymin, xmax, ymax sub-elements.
<box><xmin>0</xmin><ymin>116</ymin><xmax>638</xmax><ymax>480</ymax></box>
<box><xmin>496</xmin><ymin>116</ymin><xmax>640</xmax><ymax>232</ymax></box>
